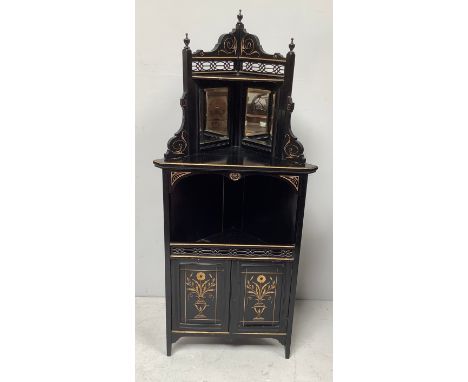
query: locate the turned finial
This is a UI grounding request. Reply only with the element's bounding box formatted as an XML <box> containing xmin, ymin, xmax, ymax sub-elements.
<box><xmin>183</xmin><ymin>33</ymin><xmax>190</xmax><ymax>49</ymax></box>
<box><xmin>236</xmin><ymin>9</ymin><xmax>244</xmax><ymax>30</ymax></box>
<box><xmin>289</xmin><ymin>38</ymin><xmax>295</xmax><ymax>52</ymax></box>
<box><xmin>237</xmin><ymin>9</ymin><xmax>243</xmax><ymax>23</ymax></box>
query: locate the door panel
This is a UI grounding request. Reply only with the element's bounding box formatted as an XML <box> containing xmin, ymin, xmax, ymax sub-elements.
<box><xmin>171</xmin><ymin>259</ymin><xmax>230</xmax><ymax>331</ymax></box>
<box><xmin>230</xmin><ymin>261</ymin><xmax>291</xmax><ymax>333</ymax></box>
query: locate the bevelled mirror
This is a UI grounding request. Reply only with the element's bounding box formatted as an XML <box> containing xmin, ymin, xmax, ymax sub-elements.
<box><xmin>243</xmin><ymin>87</ymin><xmax>276</xmax><ymax>148</ymax></box>
<box><xmin>200</xmin><ymin>87</ymin><xmax>229</xmax><ymax>145</ymax></box>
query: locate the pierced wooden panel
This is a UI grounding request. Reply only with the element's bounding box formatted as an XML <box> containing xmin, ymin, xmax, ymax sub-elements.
<box><xmin>192</xmin><ymin>60</ymin><xmax>235</xmax><ymax>72</ymax></box>
<box><xmin>242</xmin><ymin>61</ymin><xmax>285</xmax><ymax>76</ymax></box>
<box><xmin>170</xmin><ymin>244</ymin><xmax>294</xmax><ymax>260</ymax></box>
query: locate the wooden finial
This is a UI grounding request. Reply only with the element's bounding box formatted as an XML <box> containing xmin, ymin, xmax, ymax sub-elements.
<box><xmin>289</xmin><ymin>38</ymin><xmax>295</xmax><ymax>52</ymax></box>
<box><xmin>236</xmin><ymin>9</ymin><xmax>244</xmax><ymax>30</ymax></box>
<box><xmin>184</xmin><ymin>33</ymin><xmax>190</xmax><ymax>49</ymax></box>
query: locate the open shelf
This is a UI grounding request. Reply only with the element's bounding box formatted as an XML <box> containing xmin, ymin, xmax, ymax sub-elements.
<box><xmin>169</xmin><ymin>172</ymin><xmax>298</xmax><ymax>245</ymax></box>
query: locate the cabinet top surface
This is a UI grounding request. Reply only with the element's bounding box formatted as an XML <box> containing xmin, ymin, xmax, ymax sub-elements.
<box><xmin>154</xmin><ymin>147</ymin><xmax>318</xmax><ymax>174</ymax></box>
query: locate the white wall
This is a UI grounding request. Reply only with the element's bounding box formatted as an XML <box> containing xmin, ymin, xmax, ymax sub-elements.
<box><xmin>136</xmin><ymin>0</ymin><xmax>332</xmax><ymax>300</ymax></box>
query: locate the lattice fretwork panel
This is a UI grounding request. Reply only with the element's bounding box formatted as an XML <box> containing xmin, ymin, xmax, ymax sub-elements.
<box><xmin>242</xmin><ymin>61</ymin><xmax>285</xmax><ymax>75</ymax></box>
<box><xmin>192</xmin><ymin>60</ymin><xmax>235</xmax><ymax>72</ymax></box>
<box><xmin>170</xmin><ymin>245</ymin><xmax>294</xmax><ymax>259</ymax></box>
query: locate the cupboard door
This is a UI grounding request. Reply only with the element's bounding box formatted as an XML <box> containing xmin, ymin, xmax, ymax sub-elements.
<box><xmin>171</xmin><ymin>259</ymin><xmax>230</xmax><ymax>332</ymax></box>
<box><xmin>230</xmin><ymin>261</ymin><xmax>291</xmax><ymax>333</ymax></box>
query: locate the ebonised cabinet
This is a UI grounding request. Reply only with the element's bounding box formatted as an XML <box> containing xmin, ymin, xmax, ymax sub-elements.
<box><xmin>153</xmin><ymin>11</ymin><xmax>317</xmax><ymax>358</ymax></box>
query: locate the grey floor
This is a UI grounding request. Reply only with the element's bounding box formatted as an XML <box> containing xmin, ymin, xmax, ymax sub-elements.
<box><xmin>136</xmin><ymin>297</ymin><xmax>332</xmax><ymax>382</ymax></box>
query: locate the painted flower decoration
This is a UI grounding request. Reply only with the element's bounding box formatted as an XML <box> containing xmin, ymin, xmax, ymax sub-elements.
<box><xmin>257</xmin><ymin>274</ymin><xmax>266</xmax><ymax>283</ymax></box>
<box><xmin>196</xmin><ymin>272</ymin><xmax>206</xmax><ymax>281</ymax></box>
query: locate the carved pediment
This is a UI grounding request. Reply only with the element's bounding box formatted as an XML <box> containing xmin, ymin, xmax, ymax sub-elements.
<box><xmin>192</xmin><ymin>10</ymin><xmax>286</xmax><ymax>62</ymax></box>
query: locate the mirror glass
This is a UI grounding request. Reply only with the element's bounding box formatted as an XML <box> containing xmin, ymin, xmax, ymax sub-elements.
<box><xmin>244</xmin><ymin>88</ymin><xmax>275</xmax><ymax>147</ymax></box>
<box><xmin>201</xmin><ymin>87</ymin><xmax>229</xmax><ymax>144</ymax></box>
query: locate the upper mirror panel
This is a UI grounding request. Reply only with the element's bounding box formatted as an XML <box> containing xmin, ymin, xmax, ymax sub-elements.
<box><xmin>200</xmin><ymin>87</ymin><xmax>229</xmax><ymax>145</ymax></box>
<box><xmin>243</xmin><ymin>88</ymin><xmax>275</xmax><ymax>148</ymax></box>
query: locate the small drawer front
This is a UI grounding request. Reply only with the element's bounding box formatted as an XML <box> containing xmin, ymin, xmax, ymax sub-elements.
<box><xmin>171</xmin><ymin>259</ymin><xmax>230</xmax><ymax>332</ymax></box>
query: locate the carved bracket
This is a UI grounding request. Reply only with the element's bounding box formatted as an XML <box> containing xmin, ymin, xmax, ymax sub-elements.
<box><xmin>170</xmin><ymin>171</ymin><xmax>191</xmax><ymax>186</ymax></box>
<box><xmin>283</xmin><ymin>133</ymin><xmax>304</xmax><ymax>161</ymax></box>
<box><xmin>287</xmin><ymin>96</ymin><xmax>295</xmax><ymax>112</ymax></box>
<box><xmin>282</xmin><ymin>96</ymin><xmax>305</xmax><ymax>163</ymax></box>
<box><xmin>165</xmin><ymin>95</ymin><xmax>189</xmax><ymax>159</ymax></box>
<box><xmin>279</xmin><ymin>175</ymin><xmax>299</xmax><ymax>191</ymax></box>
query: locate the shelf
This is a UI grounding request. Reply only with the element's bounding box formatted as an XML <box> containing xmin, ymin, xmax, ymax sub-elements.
<box><xmin>154</xmin><ymin>147</ymin><xmax>317</xmax><ymax>174</ymax></box>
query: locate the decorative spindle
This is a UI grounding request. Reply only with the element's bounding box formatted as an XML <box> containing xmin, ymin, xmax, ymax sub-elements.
<box><xmin>289</xmin><ymin>38</ymin><xmax>295</xmax><ymax>52</ymax></box>
<box><xmin>184</xmin><ymin>33</ymin><xmax>190</xmax><ymax>49</ymax></box>
<box><xmin>237</xmin><ymin>9</ymin><xmax>243</xmax><ymax>23</ymax></box>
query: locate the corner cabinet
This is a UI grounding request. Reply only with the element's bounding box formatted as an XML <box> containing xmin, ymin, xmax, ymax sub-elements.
<box><xmin>153</xmin><ymin>11</ymin><xmax>318</xmax><ymax>358</ymax></box>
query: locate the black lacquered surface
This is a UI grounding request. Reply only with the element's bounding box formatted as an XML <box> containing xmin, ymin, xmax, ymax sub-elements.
<box><xmin>155</xmin><ymin>147</ymin><xmax>317</xmax><ymax>174</ymax></box>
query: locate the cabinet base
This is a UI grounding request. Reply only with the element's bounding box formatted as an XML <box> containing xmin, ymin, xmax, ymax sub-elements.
<box><xmin>167</xmin><ymin>331</ymin><xmax>292</xmax><ymax>359</ymax></box>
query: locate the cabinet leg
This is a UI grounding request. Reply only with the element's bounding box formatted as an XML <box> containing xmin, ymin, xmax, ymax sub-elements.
<box><xmin>285</xmin><ymin>337</ymin><xmax>291</xmax><ymax>359</ymax></box>
<box><xmin>166</xmin><ymin>336</ymin><xmax>172</xmax><ymax>356</ymax></box>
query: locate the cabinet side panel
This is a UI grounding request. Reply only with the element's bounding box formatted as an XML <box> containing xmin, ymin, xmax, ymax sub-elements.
<box><xmin>285</xmin><ymin>175</ymin><xmax>309</xmax><ymax>350</ymax></box>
